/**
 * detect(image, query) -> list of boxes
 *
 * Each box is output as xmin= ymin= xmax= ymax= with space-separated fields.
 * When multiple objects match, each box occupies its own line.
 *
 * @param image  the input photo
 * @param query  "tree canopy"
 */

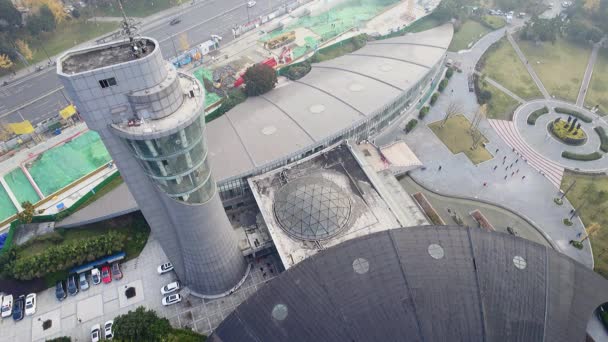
xmin=113 ymin=306 xmax=206 ymax=341
xmin=0 ymin=0 xmax=22 ymax=32
xmin=243 ymin=63 xmax=277 ymax=96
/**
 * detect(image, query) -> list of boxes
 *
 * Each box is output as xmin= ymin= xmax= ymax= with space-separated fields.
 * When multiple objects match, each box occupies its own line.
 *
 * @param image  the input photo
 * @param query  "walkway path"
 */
xmin=488 ymin=119 xmax=564 ymax=188
xmin=577 ymin=41 xmax=602 ymax=107
xmin=506 ymin=32 xmax=551 ymax=99
xmin=475 ymin=71 xmax=525 ymax=103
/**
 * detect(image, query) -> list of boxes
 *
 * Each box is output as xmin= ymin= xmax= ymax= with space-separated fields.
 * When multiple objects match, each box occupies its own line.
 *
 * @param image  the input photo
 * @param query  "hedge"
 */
xmin=438 ymin=78 xmax=449 ymax=92
xmin=405 ymin=119 xmax=418 ymax=133
xmin=419 ymin=106 xmax=430 ymax=119
xmin=430 ymin=92 xmax=439 ymax=106
xmin=446 ymin=67 xmax=454 ymax=79
xmin=526 ymin=106 xmax=549 ymax=125
xmin=554 ymin=107 xmax=592 ymax=123
xmin=561 ymin=151 xmax=603 ymax=161
xmin=595 ymin=126 xmax=608 ymax=153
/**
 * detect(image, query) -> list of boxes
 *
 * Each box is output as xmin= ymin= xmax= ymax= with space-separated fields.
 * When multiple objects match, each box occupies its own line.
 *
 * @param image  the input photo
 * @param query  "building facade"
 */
xmin=57 ymin=37 xmax=247 ymax=296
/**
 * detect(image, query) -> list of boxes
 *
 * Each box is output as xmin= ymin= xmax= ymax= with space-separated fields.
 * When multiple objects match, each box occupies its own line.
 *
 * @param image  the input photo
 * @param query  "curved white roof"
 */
xmin=206 ymin=24 xmax=454 ymax=181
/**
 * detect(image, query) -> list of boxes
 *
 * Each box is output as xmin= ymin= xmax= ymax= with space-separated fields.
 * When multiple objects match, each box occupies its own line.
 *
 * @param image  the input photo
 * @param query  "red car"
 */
xmin=101 ymin=265 xmax=112 ymax=284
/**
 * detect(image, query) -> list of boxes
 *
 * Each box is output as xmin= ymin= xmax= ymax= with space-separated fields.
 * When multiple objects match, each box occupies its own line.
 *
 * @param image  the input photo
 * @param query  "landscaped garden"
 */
xmin=476 ymin=77 xmax=520 ymax=120
xmin=429 ymin=114 xmax=493 ymax=164
xmin=517 ymin=37 xmax=591 ymax=102
xmin=0 ymin=212 xmax=150 ymax=287
xmin=478 ymin=37 xmax=542 ymax=100
xmin=585 ymin=48 xmax=608 ymax=116
xmin=560 ymin=171 xmax=608 ymax=278
xmin=549 ymin=118 xmax=587 ymax=145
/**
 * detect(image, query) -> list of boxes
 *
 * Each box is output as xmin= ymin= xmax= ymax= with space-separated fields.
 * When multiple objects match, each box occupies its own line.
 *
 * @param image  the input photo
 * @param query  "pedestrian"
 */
xmin=495 ymin=148 xmax=499 ymax=153
xmin=516 ymin=169 xmax=519 ymax=174
xmin=577 ymin=232 xmax=582 ymax=238
xmin=505 ymin=166 xmax=508 ymax=171
xmin=515 ymin=159 xmax=519 ymax=163
xmin=510 ymin=163 xmax=513 ymax=168
xmin=570 ymin=209 xmax=575 ymax=214
xmin=504 ymin=175 xmax=508 ymax=180
xmin=483 ymin=182 xmax=487 ymax=187
xmin=438 ymin=165 xmax=442 ymax=171
xmin=78 ymin=318 xmax=82 ymax=323
xmin=522 ymin=175 xmax=526 ymax=180
xmin=503 ymin=160 xmax=506 ymax=165
xmin=511 ymin=171 xmax=514 ymax=176
xmin=503 ymin=155 xmax=507 ymax=160
xmin=493 ymin=165 xmax=497 ymax=171
xmin=512 ymin=147 xmax=515 ymax=152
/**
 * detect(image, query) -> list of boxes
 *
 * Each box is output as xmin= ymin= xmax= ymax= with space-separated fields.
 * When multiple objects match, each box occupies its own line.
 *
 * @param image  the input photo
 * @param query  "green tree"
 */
xmin=17 ymin=201 xmax=34 ymax=223
xmin=243 ymin=63 xmax=277 ymax=96
xmin=27 ymin=5 xmax=56 ymax=35
xmin=113 ymin=306 xmax=174 ymax=341
xmin=0 ymin=0 xmax=22 ymax=32
xmin=46 ymin=337 xmax=71 ymax=342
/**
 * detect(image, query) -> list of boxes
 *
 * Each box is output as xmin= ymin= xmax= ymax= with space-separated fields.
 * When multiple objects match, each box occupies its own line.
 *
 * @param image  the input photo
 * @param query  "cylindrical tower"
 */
xmin=57 ymin=37 xmax=247 ymax=296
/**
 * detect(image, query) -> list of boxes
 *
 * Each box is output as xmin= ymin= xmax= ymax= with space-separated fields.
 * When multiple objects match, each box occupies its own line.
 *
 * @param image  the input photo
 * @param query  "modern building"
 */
xmin=211 ymin=226 xmax=608 ymax=341
xmin=56 ymin=37 xmax=247 ymax=297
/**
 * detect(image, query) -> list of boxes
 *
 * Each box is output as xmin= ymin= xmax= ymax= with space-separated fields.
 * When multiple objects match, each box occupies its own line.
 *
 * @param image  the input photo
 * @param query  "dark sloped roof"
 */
xmin=210 ymin=226 xmax=608 ymax=342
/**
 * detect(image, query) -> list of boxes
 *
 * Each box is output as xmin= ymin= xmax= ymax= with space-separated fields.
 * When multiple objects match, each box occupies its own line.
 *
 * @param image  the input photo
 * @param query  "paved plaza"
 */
xmin=0 ymin=236 xmax=281 ymax=341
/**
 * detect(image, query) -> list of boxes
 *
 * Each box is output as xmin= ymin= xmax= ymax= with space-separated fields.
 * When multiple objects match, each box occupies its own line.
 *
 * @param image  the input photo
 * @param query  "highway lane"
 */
xmin=0 ymin=0 xmax=279 ymax=124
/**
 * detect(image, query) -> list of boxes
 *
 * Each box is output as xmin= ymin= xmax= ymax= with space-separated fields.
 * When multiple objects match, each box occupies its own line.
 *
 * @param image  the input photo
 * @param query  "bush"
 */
xmin=595 ymin=127 xmax=608 ymax=153
xmin=10 ymin=231 xmax=125 ymax=280
xmin=478 ymin=89 xmax=492 ymax=104
xmin=554 ymin=107 xmax=592 ymax=123
xmin=445 ymin=67 xmax=454 ymax=79
xmin=430 ymin=92 xmax=439 ymax=106
xmin=561 ymin=151 xmax=603 ymax=161
xmin=419 ymin=106 xmax=430 ymax=120
xmin=526 ymin=106 xmax=549 ymax=125
xmin=438 ymin=78 xmax=449 ymax=92
xmin=243 ymin=63 xmax=277 ymax=96
xmin=284 ymin=61 xmax=311 ymax=80
xmin=563 ymin=218 xmax=573 ymax=226
xmin=405 ymin=119 xmax=418 ymax=133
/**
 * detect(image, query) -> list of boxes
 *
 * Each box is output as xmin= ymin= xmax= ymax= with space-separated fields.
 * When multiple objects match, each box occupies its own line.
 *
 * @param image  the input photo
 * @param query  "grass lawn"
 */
xmin=72 ymin=175 xmax=124 ymax=214
xmin=561 ymin=171 xmax=608 ymax=279
xmin=478 ymin=79 xmax=520 ymax=120
xmin=481 ymin=15 xmax=506 ymax=30
xmin=15 ymin=212 xmax=150 ymax=287
xmin=30 ymin=21 xmax=118 ymax=63
xmin=517 ymin=37 xmax=591 ymax=102
xmin=91 ymin=0 xmax=175 ymax=18
xmin=429 ymin=114 xmax=493 ymax=164
xmin=449 ymin=20 xmax=491 ymax=52
xmin=192 ymin=67 xmax=223 ymax=108
xmin=585 ymin=48 xmax=608 ymax=116
xmin=480 ymin=37 xmax=542 ymax=100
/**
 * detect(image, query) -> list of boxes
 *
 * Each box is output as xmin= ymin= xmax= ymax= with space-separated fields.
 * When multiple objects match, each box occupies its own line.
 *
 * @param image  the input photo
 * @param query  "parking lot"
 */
xmin=0 ymin=236 xmax=281 ymax=341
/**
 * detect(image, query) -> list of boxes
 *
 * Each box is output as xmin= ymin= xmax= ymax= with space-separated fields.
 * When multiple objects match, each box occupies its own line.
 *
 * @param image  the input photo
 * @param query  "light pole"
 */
xmin=40 ymin=43 xmax=52 ymax=64
xmin=246 ymin=1 xmax=250 ymax=22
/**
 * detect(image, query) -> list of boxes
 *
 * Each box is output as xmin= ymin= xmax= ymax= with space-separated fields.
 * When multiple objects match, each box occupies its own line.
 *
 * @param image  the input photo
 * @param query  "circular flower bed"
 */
xmin=549 ymin=120 xmax=587 ymax=145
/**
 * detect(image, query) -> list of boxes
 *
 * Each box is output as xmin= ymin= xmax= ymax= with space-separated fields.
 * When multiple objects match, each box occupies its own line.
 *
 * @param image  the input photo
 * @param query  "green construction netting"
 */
xmin=193 ymin=67 xmax=222 ymax=107
xmin=0 ymin=183 xmax=16 ymax=222
xmin=4 ymin=168 xmax=40 ymax=205
xmin=27 ymin=131 xmax=111 ymax=196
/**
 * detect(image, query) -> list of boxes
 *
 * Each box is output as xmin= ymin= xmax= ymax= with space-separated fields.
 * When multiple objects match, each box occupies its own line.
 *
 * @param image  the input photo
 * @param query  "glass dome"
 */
xmin=273 ymin=177 xmax=352 ymax=241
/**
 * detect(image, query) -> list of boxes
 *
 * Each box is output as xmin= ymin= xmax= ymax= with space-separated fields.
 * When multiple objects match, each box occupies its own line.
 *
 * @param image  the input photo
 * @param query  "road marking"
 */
xmin=0 ymin=87 xmax=65 ymax=119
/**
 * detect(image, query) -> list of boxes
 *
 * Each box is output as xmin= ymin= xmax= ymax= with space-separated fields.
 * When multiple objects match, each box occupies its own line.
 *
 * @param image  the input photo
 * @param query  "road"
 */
xmin=0 ymin=0 xmax=277 ymax=124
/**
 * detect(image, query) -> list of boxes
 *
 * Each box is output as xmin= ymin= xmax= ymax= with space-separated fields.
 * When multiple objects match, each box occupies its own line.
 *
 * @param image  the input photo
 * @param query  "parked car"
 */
xmin=91 ymin=323 xmax=101 ymax=342
xmin=104 ymin=320 xmax=114 ymax=340
xmin=91 ymin=268 xmax=101 ymax=285
xmin=67 ymin=274 xmax=79 ymax=296
xmin=247 ymin=0 xmax=256 ymax=7
xmin=25 ymin=293 xmax=36 ymax=316
xmin=169 ymin=17 xmax=181 ymax=25
xmin=162 ymin=293 xmax=182 ymax=306
xmin=157 ymin=262 xmax=174 ymax=274
xmin=161 ymin=281 xmax=181 ymax=295
xmin=1 ymin=294 xmax=13 ymax=318
xmin=56 ymin=281 xmax=67 ymax=301
xmin=112 ymin=263 xmax=123 ymax=280
xmin=12 ymin=295 xmax=24 ymax=321
xmin=79 ymin=273 xmax=90 ymax=291
xmin=101 ymin=265 xmax=112 ymax=284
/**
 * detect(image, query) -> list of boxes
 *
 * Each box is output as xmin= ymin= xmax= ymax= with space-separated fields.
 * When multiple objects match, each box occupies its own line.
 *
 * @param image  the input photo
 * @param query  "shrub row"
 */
xmin=430 ymin=92 xmax=439 ymax=106
xmin=283 ymin=61 xmax=311 ymax=80
xmin=595 ymin=126 xmax=608 ymax=153
xmin=445 ymin=67 xmax=454 ymax=79
xmin=554 ymin=107 xmax=592 ymax=123
xmin=438 ymin=78 xmax=449 ymax=92
xmin=561 ymin=151 xmax=603 ymax=161
xmin=405 ymin=119 xmax=418 ymax=133
xmin=10 ymin=231 xmax=125 ymax=280
xmin=526 ymin=106 xmax=549 ymax=125
xmin=418 ymin=106 xmax=430 ymax=120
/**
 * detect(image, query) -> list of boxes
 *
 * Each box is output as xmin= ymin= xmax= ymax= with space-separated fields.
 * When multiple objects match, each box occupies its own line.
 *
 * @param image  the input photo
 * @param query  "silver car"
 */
xmin=79 ymin=273 xmax=89 ymax=291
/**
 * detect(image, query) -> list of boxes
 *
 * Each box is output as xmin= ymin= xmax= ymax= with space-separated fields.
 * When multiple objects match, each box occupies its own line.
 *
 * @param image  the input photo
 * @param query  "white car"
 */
xmin=1 ymin=295 xmax=13 ymax=318
xmin=104 ymin=320 xmax=114 ymax=340
xmin=25 ymin=293 xmax=36 ymax=316
xmin=157 ymin=262 xmax=174 ymax=274
xmin=162 ymin=293 xmax=182 ymax=306
xmin=161 ymin=281 xmax=181 ymax=295
xmin=91 ymin=324 xmax=101 ymax=342
xmin=247 ymin=0 xmax=256 ymax=8
xmin=91 ymin=268 xmax=101 ymax=285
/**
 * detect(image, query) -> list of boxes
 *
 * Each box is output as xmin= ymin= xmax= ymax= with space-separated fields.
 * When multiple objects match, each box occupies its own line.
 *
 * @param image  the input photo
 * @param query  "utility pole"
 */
xmin=40 ymin=44 xmax=52 ymax=64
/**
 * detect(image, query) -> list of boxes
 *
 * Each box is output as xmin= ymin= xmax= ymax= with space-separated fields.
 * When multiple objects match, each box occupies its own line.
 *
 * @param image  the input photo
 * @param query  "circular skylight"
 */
xmin=352 ymin=258 xmax=370 ymax=274
xmin=513 ymin=255 xmax=527 ymax=270
xmin=272 ymin=304 xmax=288 ymax=321
xmin=428 ymin=244 xmax=445 ymax=259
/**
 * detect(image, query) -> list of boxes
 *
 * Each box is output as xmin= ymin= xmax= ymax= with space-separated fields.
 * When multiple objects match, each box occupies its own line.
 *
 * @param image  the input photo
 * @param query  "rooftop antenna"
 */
xmin=116 ymin=0 xmax=147 ymax=58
